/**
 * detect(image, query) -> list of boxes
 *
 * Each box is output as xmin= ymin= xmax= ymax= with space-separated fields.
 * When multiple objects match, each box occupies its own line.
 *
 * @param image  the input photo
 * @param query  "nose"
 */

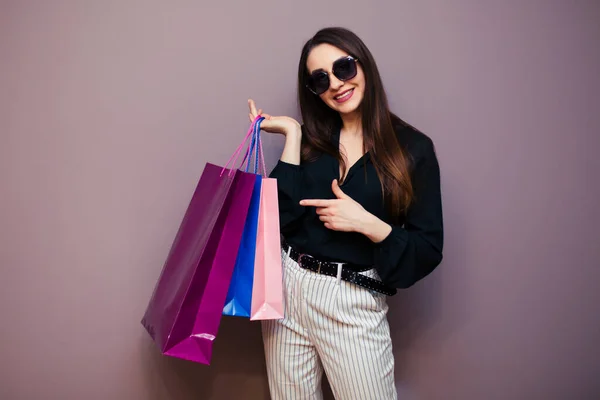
xmin=329 ymin=74 xmax=344 ymax=91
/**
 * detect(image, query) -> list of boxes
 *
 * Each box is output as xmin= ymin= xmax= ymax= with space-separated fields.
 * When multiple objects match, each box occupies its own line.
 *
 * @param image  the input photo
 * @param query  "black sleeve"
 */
xmin=269 ymin=160 xmax=307 ymax=233
xmin=373 ymin=136 xmax=444 ymax=288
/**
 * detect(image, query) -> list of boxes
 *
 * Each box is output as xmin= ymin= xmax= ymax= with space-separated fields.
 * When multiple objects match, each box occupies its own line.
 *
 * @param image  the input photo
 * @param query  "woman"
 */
xmin=248 ymin=27 xmax=443 ymax=400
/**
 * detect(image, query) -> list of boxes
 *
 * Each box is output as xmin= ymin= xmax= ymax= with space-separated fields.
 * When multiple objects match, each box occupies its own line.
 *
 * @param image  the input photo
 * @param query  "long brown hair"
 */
xmin=297 ymin=27 xmax=414 ymax=220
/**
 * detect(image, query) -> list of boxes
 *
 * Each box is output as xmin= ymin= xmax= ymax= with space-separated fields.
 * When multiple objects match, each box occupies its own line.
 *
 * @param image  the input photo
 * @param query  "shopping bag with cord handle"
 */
xmin=141 ymin=116 xmax=264 ymax=364
xmin=250 ymin=118 xmax=284 ymax=321
xmin=222 ymin=119 xmax=264 ymax=317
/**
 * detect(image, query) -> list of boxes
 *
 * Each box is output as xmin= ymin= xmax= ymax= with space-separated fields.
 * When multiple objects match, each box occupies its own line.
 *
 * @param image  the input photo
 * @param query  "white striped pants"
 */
xmin=261 ymin=249 xmax=397 ymax=400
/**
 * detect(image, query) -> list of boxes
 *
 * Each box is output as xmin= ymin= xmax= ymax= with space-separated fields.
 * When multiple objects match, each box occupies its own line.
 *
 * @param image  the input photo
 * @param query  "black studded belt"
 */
xmin=282 ymin=242 xmax=397 ymax=296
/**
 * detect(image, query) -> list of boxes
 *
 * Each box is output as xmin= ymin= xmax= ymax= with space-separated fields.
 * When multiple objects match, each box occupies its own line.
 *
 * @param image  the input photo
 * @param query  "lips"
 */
xmin=333 ymin=88 xmax=354 ymax=103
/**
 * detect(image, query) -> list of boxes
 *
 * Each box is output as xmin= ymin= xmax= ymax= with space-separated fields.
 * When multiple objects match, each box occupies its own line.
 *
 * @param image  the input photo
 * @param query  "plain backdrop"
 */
xmin=1 ymin=1 xmax=599 ymax=399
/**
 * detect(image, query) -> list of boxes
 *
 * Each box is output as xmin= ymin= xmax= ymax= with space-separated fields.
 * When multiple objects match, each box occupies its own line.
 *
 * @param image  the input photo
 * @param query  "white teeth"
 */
xmin=335 ymin=89 xmax=353 ymax=99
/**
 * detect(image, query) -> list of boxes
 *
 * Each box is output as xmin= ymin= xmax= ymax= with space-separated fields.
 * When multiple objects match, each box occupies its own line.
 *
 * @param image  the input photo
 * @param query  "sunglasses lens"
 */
xmin=308 ymin=72 xmax=330 ymax=95
xmin=307 ymin=57 xmax=358 ymax=95
xmin=333 ymin=57 xmax=358 ymax=81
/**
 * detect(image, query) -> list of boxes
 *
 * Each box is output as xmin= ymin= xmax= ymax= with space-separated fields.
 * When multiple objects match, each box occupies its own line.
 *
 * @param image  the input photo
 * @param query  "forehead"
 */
xmin=306 ymin=43 xmax=349 ymax=73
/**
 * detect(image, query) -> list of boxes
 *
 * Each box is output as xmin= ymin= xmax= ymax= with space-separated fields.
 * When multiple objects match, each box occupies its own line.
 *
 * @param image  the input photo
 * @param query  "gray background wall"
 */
xmin=1 ymin=1 xmax=599 ymax=399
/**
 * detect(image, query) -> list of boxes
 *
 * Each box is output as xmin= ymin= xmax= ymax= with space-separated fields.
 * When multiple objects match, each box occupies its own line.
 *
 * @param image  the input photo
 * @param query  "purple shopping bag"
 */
xmin=141 ymin=119 xmax=262 ymax=365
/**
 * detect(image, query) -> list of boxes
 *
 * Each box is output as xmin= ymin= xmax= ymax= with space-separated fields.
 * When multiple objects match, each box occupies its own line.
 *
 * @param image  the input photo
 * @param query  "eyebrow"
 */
xmin=308 ymin=55 xmax=351 ymax=75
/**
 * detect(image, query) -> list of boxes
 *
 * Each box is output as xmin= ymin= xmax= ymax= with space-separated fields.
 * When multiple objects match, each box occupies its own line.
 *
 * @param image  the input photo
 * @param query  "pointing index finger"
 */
xmin=299 ymin=199 xmax=334 ymax=207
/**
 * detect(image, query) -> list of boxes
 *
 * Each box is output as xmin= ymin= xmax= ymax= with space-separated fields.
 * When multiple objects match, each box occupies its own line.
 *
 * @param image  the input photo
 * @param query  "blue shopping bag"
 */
xmin=222 ymin=118 xmax=264 ymax=317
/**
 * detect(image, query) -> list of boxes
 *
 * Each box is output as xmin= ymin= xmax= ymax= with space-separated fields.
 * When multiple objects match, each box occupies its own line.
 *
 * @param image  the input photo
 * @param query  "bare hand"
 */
xmin=300 ymin=179 xmax=370 ymax=232
xmin=248 ymin=99 xmax=301 ymax=137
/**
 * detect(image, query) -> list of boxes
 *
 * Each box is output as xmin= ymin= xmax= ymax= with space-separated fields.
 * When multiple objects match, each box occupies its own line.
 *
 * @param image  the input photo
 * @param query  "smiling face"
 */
xmin=306 ymin=43 xmax=366 ymax=117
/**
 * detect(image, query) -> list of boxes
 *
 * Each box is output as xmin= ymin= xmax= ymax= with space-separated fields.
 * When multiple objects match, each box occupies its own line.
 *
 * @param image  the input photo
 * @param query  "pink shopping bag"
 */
xmin=249 ymin=120 xmax=284 ymax=321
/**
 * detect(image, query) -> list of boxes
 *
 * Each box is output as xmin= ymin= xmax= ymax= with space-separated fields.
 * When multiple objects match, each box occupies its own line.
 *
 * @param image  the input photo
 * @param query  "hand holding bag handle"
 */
xmin=221 ymin=115 xmax=265 ymax=176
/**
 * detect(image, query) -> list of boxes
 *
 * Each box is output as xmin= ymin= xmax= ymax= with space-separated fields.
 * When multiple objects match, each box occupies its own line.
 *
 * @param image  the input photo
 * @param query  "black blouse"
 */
xmin=269 ymin=123 xmax=443 ymax=289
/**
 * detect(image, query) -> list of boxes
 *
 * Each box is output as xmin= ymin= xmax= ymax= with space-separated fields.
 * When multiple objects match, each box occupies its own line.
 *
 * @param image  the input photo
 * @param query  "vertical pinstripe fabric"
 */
xmin=261 ymin=250 xmax=397 ymax=400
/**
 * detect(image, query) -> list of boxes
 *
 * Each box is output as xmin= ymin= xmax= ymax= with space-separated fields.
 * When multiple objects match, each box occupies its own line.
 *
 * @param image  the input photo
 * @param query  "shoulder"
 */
xmin=392 ymin=121 xmax=437 ymax=164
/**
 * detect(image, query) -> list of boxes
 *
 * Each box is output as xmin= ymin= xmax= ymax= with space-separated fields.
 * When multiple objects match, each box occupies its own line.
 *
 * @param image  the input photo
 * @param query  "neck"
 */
xmin=339 ymin=111 xmax=362 ymax=138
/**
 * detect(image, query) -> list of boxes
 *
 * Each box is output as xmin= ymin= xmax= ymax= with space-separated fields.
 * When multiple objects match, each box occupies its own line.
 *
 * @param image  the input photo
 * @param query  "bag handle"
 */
xmin=244 ymin=121 xmax=258 ymax=173
xmin=241 ymin=116 xmax=265 ymax=174
xmin=242 ymin=117 xmax=267 ymax=176
xmin=220 ymin=115 xmax=264 ymax=176
xmin=258 ymin=122 xmax=266 ymax=176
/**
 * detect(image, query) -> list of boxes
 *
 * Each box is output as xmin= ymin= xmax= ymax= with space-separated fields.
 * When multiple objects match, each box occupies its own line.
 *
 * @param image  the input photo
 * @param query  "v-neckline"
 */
xmin=332 ymin=126 xmax=370 ymax=185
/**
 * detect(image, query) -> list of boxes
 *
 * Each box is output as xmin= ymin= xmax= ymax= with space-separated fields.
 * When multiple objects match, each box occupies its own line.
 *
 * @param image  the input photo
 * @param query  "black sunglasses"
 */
xmin=306 ymin=56 xmax=359 ymax=95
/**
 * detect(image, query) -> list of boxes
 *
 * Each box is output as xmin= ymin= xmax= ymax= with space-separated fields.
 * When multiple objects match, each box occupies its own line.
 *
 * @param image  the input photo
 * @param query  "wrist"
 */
xmin=280 ymin=124 xmax=302 ymax=165
xmin=285 ymin=124 xmax=302 ymax=139
xmin=359 ymin=212 xmax=392 ymax=243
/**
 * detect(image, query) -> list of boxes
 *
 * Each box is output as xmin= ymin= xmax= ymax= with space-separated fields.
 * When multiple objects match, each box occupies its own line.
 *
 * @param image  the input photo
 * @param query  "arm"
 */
xmin=366 ymin=137 xmax=444 ymax=289
xmin=298 ymin=134 xmax=443 ymax=288
xmin=279 ymin=126 xmax=302 ymax=165
xmin=268 ymin=125 xmax=307 ymax=232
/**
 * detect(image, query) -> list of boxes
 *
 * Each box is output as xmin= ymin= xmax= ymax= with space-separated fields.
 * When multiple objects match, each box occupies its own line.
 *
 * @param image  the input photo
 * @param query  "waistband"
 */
xmin=282 ymin=241 xmax=397 ymax=297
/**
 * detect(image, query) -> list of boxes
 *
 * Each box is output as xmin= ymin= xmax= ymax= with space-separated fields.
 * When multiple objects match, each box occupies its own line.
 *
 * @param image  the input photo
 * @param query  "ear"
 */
xmin=332 ymin=179 xmax=349 ymax=199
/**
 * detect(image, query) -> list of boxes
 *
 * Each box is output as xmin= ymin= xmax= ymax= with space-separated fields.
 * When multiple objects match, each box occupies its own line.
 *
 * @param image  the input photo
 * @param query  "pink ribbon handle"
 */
xmin=241 ymin=116 xmax=265 ymax=173
xmin=221 ymin=115 xmax=262 ymax=176
xmin=260 ymin=135 xmax=266 ymax=176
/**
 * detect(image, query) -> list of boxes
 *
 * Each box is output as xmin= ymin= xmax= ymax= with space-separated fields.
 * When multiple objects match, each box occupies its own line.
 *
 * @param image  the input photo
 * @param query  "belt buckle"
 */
xmin=297 ymin=253 xmax=311 ymax=268
xmin=297 ymin=253 xmax=304 ymax=267
xmin=298 ymin=253 xmax=321 ymax=273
